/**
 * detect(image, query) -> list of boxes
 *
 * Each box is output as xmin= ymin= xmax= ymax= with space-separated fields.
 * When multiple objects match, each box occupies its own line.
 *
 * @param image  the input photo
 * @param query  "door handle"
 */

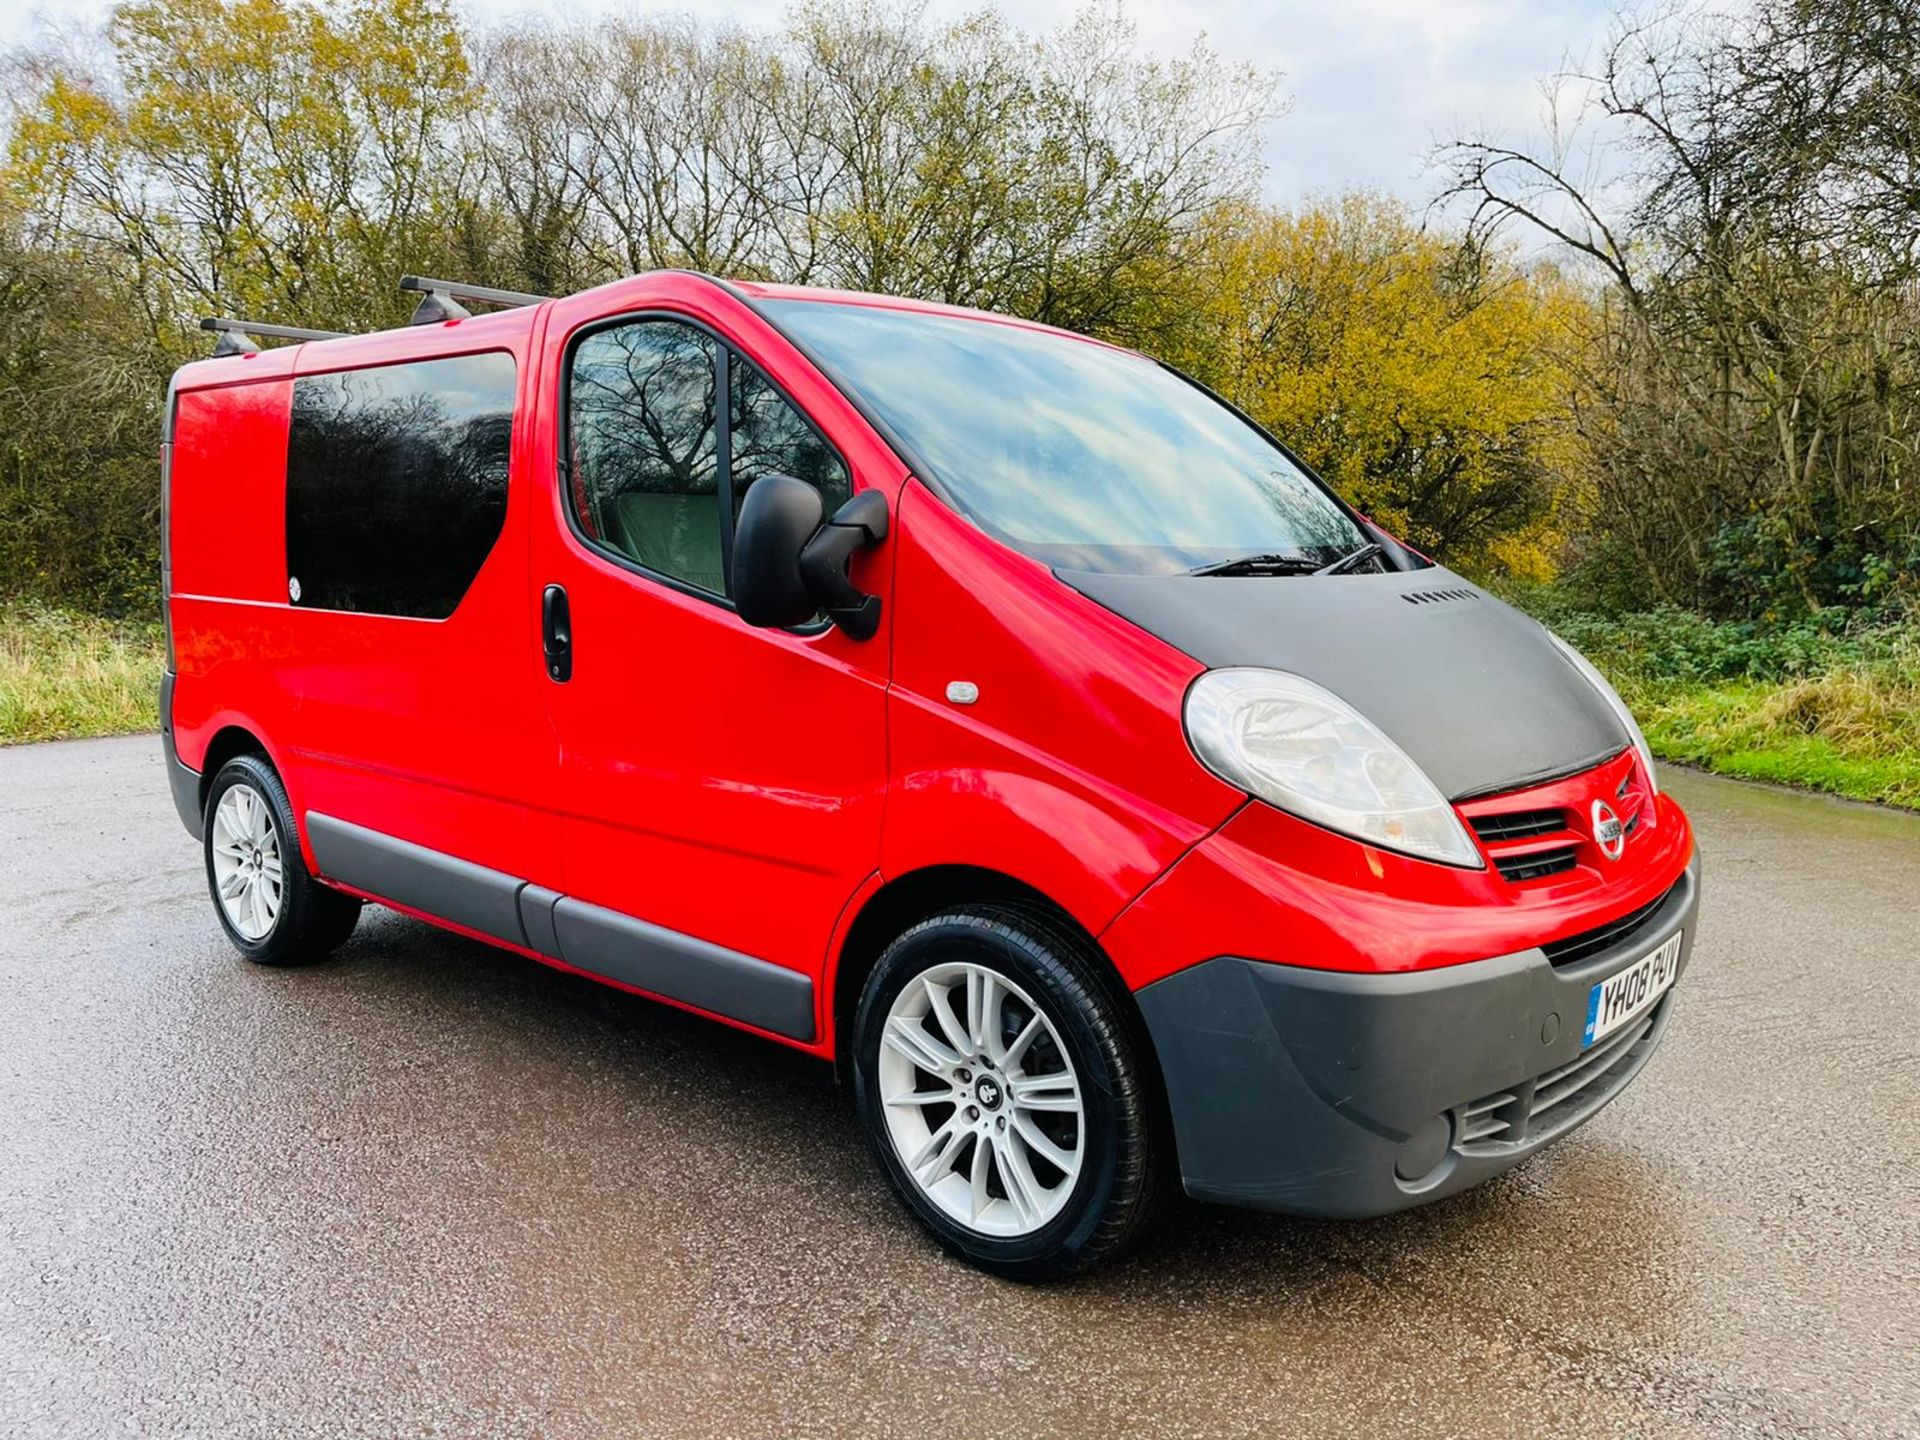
xmin=542 ymin=583 xmax=572 ymax=682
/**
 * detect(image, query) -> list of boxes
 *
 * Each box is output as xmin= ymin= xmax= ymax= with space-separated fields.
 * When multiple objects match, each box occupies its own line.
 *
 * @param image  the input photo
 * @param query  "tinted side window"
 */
xmin=730 ymin=362 xmax=850 ymax=524
xmin=568 ymin=321 xmax=724 ymax=594
xmin=286 ymin=352 xmax=516 ymax=618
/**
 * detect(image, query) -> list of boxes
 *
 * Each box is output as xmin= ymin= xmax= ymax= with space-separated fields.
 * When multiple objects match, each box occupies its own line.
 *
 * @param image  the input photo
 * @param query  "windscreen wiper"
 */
xmin=1314 ymin=541 xmax=1385 ymax=576
xmin=1186 ymin=551 xmax=1324 ymax=577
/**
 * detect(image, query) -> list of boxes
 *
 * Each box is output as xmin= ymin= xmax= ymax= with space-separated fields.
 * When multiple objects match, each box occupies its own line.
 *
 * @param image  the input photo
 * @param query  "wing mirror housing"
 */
xmin=732 ymin=475 xmax=888 ymax=640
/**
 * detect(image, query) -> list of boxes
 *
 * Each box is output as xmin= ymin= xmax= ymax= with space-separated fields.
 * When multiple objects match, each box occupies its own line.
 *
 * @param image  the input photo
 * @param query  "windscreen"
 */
xmin=761 ymin=299 xmax=1367 ymax=575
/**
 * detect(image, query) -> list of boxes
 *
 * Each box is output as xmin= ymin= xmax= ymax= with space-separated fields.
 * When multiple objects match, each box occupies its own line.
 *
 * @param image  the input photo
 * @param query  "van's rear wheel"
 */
xmin=851 ymin=906 xmax=1163 ymax=1280
xmin=203 ymin=754 xmax=360 ymax=965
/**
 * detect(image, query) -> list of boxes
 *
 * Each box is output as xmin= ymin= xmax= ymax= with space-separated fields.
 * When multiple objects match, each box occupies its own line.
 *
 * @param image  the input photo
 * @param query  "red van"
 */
xmin=161 ymin=271 xmax=1699 ymax=1278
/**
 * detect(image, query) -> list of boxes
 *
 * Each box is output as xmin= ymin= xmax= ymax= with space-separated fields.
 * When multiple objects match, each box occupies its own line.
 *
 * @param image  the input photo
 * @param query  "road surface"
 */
xmin=1 ymin=736 xmax=1915 ymax=1438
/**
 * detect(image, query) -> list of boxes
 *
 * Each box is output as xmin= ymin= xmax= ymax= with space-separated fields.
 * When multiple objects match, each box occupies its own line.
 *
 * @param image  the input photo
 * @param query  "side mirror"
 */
xmin=732 ymin=474 xmax=824 ymax=629
xmin=799 ymin=489 xmax=888 ymax=640
xmin=732 ymin=476 xmax=890 ymax=639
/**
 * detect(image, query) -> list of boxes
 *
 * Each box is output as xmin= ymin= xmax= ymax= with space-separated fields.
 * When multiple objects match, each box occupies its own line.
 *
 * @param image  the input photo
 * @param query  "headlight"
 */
xmin=1546 ymin=633 xmax=1658 ymax=795
xmin=1184 ymin=668 xmax=1483 ymax=869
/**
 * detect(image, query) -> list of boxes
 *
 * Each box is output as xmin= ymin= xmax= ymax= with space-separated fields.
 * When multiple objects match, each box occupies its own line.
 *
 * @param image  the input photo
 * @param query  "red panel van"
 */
xmin=162 ymin=271 xmax=1699 ymax=1278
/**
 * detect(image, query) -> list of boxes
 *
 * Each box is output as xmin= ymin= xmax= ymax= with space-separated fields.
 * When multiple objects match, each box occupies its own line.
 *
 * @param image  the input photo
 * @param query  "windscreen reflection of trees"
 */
xmin=765 ymin=303 xmax=1361 ymax=574
xmin=286 ymin=354 xmax=515 ymax=618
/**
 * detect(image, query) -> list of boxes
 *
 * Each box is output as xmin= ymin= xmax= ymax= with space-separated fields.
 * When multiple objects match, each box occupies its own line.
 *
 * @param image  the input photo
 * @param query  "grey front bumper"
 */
xmin=1136 ymin=857 xmax=1701 ymax=1218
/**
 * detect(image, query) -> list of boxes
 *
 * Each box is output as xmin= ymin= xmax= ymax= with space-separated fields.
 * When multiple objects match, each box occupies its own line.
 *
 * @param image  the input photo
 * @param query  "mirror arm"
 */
xmin=799 ymin=491 xmax=890 ymax=641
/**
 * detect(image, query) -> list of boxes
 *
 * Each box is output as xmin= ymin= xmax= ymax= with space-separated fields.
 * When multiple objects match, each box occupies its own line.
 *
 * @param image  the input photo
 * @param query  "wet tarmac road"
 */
xmin=1 ymin=736 xmax=1916 ymax=1439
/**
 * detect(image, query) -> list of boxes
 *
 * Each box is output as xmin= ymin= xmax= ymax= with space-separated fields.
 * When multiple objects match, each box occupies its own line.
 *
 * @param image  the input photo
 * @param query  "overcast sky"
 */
xmin=1 ymin=0 xmax=1624 ymax=210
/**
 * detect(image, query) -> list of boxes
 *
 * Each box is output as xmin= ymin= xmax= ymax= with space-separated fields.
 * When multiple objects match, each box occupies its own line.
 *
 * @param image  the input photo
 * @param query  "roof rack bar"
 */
xmin=200 ymin=316 xmax=346 ymax=343
xmin=399 ymin=275 xmax=549 ymax=309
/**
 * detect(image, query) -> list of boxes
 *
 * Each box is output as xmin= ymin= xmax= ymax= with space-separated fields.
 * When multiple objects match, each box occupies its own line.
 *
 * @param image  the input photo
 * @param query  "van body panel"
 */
xmin=276 ymin=321 xmax=555 ymax=885
xmin=167 ymin=594 xmax=300 ymax=779
xmin=167 ymin=313 xmax=561 ymax=887
xmin=170 ymin=378 xmax=294 ymax=604
xmin=881 ymin=482 xmax=1244 ymax=935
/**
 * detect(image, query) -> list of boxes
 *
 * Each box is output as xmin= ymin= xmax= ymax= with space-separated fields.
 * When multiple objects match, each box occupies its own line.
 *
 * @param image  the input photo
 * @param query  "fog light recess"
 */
xmin=1394 ymin=1114 xmax=1453 ymax=1185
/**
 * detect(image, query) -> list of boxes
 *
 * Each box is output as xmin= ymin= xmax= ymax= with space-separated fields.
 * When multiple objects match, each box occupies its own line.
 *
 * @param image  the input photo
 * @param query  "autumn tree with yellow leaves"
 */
xmin=1174 ymin=196 xmax=1585 ymax=578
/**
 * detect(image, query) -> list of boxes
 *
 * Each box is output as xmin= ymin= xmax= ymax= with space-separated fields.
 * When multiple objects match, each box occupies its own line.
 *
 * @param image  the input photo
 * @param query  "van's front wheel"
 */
xmin=203 ymin=754 xmax=361 ymax=965
xmin=851 ymin=907 xmax=1163 ymax=1280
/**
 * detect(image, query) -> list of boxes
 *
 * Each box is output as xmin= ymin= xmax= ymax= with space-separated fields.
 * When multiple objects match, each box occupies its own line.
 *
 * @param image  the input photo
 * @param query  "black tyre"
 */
xmin=202 ymin=753 xmax=361 ymax=965
xmin=851 ymin=904 xmax=1164 ymax=1280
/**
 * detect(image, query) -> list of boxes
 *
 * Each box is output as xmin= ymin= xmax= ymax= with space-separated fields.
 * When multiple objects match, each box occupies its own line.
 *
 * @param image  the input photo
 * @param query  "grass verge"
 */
xmin=1 ymin=604 xmax=162 ymax=744
xmin=1520 ymin=600 xmax=1920 ymax=811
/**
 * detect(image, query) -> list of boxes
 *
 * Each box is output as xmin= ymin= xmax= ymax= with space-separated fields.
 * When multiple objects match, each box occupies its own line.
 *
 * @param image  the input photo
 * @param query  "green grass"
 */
xmin=1513 ymin=597 xmax=1920 ymax=810
xmin=0 ymin=604 xmax=163 ymax=744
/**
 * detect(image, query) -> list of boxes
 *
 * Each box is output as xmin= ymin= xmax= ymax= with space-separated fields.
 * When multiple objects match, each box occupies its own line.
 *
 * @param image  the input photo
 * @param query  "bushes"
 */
xmin=1438 ymin=0 xmax=1920 ymax=624
xmin=0 ymin=228 xmax=169 ymax=617
xmin=1510 ymin=587 xmax=1920 ymax=809
xmin=1517 ymin=596 xmax=1910 ymax=685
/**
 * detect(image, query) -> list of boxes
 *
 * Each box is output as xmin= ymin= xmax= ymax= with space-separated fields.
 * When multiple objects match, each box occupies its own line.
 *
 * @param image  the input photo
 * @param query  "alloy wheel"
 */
xmin=210 ymin=782 xmax=284 ymax=941
xmin=877 ymin=960 xmax=1084 ymax=1237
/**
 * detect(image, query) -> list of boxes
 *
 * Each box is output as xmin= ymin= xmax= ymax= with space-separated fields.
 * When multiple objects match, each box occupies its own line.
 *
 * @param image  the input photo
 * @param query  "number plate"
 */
xmin=1583 ymin=931 xmax=1682 ymax=1047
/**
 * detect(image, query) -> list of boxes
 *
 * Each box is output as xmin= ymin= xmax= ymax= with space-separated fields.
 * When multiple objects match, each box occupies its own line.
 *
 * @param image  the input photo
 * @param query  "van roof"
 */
xmin=171 ymin=270 xmax=1126 ymax=392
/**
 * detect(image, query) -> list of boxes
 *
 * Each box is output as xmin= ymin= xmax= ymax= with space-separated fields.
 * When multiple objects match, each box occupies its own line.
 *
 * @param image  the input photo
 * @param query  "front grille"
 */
xmin=1454 ymin=998 xmax=1667 ymax=1155
xmin=1470 ymin=808 xmax=1566 ymax=842
xmin=1463 ymin=747 xmax=1650 ymax=886
xmin=1493 ymin=847 xmax=1579 ymax=883
xmin=1542 ymin=886 xmax=1673 ymax=967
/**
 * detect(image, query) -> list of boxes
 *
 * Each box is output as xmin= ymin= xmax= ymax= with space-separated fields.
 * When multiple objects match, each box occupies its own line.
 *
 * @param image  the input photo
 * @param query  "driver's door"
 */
xmin=528 ymin=292 xmax=893 ymax=1040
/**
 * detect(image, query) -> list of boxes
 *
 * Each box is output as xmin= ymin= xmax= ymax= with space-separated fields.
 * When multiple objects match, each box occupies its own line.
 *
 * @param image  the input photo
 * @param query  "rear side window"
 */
xmin=286 ymin=352 xmax=516 ymax=618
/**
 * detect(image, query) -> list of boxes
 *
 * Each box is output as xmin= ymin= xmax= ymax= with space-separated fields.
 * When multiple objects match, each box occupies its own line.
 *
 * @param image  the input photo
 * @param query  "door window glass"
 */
xmin=730 ymin=362 xmax=851 ymax=524
xmin=568 ymin=320 xmax=724 ymax=594
xmin=566 ymin=317 xmax=854 ymax=605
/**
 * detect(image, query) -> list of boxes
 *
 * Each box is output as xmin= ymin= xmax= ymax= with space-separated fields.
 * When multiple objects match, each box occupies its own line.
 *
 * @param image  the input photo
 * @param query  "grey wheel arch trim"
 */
xmin=303 ymin=811 xmax=816 ymax=1041
xmin=160 ymin=671 xmax=204 ymax=841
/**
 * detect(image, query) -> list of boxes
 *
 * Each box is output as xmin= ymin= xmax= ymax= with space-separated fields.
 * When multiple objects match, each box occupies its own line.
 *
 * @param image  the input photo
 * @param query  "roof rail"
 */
xmin=400 ymin=275 xmax=550 ymax=326
xmin=200 ymin=316 xmax=347 ymax=357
